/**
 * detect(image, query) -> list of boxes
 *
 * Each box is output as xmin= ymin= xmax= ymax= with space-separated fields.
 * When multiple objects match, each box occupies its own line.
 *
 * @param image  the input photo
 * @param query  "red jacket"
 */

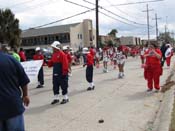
xmin=19 ymin=51 xmax=26 ymax=61
xmin=48 ymin=50 xmax=68 ymax=75
xmin=145 ymin=49 xmax=162 ymax=65
xmin=65 ymin=52 xmax=72 ymax=64
xmin=33 ymin=53 xmax=44 ymax=65
xmin=86 ymin=52 xmax=94 ymax=66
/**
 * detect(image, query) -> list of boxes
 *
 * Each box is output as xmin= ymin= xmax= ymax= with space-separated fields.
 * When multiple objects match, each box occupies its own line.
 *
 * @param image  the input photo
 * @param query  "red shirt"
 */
xmin=19 ymin=51 xmax=26 ymax=61
xmin=33 ymin=53 xmax=44 ymax=66
xmin=86 ymin=53 xmax=94 ymax=66
xmin=65 ymin=52 xmax=72 ymax=64
xmin=145 ymin=49 xmax=162 ymax=65
xmin=48 ymin=50 xmax=68 ymax=75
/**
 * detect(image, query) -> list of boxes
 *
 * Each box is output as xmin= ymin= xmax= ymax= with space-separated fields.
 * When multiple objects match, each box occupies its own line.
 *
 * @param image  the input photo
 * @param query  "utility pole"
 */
xmin=96 ymin=0 xmax=99 ymax=49
xmin=143 ymin=4 xmax=153 ymax=45
xmin=165 ymin=16 xmax=168 ymax=41
xmin=152 ymin=13 xmax=161 ymax=41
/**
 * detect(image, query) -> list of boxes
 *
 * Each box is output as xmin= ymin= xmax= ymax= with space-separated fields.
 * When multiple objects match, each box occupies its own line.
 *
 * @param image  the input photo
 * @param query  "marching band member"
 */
xmin=83 ymin=48 xmax=95 ymax=91
xmin=33 ymin=47 xmax=44 ymax=88
xmin=116 ymin=47 xmax=126 ymax=78
xmin=48 ymin=41 xmax=69 ymax=105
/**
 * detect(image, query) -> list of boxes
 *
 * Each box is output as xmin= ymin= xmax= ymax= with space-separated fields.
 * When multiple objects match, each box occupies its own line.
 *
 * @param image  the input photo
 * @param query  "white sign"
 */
xmin=21 ymin=60 xmax=43 ymax=84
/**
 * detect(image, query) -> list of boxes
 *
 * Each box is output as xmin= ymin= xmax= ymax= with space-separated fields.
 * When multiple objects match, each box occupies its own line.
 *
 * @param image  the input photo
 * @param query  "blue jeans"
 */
xmin=0 ymin=114 xmax=24 ymax=131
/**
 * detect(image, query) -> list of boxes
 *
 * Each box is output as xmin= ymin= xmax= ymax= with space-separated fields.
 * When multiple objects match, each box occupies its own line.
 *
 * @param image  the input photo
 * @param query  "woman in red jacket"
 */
xmin=144 ymin=43 xmax=162 ymax=92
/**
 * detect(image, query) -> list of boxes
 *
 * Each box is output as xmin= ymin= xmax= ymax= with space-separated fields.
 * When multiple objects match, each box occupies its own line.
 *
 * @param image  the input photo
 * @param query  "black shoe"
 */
xmin=36 ymin=85 xmax=44 ymax=88
xmin=60 ymin=99 xmax=69 ymax=104
xmin=87 ymin=87 xmax=92 ymax=91
xmin=51 ymin=99 xmax=59 ymax=105
xmin=92 ymin=86 xmax=95 ymax=90
xmin=147 ymin=89 xmax=153 ymax=92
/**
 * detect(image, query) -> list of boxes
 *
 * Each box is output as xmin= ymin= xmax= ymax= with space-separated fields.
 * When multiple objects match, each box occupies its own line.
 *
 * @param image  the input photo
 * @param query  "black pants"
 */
xmin=38 ymin=67 xmax=44 ymax=85
xmin=53 ymin=75 xmax=68 ymax=95
xmin=161 ymin=57 xmax=166 ymax=67
xmin=86 ymin=65 xmax=93 ymax=83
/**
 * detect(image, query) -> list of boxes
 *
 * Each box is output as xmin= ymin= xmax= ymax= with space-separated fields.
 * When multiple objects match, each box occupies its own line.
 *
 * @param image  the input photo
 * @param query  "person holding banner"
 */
xmin=33 ymin=47 xmax=45 ymax=88
xmin=48 ymin=41 xmax=69 ymax=105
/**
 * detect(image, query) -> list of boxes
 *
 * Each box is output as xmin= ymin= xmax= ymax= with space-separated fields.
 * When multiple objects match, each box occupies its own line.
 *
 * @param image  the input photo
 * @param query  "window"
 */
xmin=80 ymin=34 xmax=82 ymax=39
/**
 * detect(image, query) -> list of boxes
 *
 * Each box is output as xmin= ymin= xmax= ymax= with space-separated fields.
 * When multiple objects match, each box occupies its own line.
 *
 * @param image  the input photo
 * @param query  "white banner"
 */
xmin=21 ymin=60 xmax=43 ymax=84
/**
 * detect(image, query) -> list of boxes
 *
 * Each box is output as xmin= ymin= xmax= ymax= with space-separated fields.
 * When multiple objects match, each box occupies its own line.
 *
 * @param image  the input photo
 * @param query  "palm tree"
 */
xmin=0 ymin=9 xmax=21 ymax=47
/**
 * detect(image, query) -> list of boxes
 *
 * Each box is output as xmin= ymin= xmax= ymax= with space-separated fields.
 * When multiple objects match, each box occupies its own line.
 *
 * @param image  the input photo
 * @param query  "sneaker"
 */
xmin=92 ymin=86 xmax=95 ymax=90
xmin=51 ymin=99 xmax=59 ymax=105
xmin=147 ymin=89 xmax=153 ymax=92
xmin=87 ymin=87 xmax=92 ymax=91
xmin=154 ymin=89 xmax=159 ymax=93
xmin=36 ymin=85 xmax=44 ymax=88
xmin=60 ymin=99 xmax=69 ymax=104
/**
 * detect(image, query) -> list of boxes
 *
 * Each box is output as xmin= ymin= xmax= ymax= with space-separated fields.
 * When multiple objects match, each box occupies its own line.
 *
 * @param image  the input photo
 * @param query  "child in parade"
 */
xmin=116 ymin=47 xmax=126 ymax=78
xmin=83 ymin=48 xmax=95 ymax=91
xmin=165 ymin=44 xmax=173 ymax=68
xmin=102 ymin=46 xmax=109 ymax=73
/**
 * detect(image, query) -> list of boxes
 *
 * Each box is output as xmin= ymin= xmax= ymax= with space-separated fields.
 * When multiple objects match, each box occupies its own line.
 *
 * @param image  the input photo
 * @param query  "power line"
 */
xmin=23 ymin=8 xmax=95 ymax=30
xmin=82 ymin=0 xmax=149 ymax=27
xmin=64 ymin=0 xmax=136 ymax=26
xmin=104 ymin=0 xmax=146 ymax=20
xmin=110 ymin=0 xmax=164 ymax=6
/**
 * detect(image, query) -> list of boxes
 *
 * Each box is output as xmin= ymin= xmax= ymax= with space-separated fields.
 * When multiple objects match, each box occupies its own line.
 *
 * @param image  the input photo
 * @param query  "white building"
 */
xmin=120 ymin=36 xmax=142 ymax=46
xmin=21 ymin=19 xmax=96 ymax=51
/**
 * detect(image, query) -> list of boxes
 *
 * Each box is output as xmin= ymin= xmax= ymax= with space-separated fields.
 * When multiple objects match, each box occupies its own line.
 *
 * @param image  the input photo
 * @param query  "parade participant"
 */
xmin=165 ymin=44 xmax=173 ymax=68
xmin=140 ymin=43 xmax=148 ymax=67
xmin=19 ymin=48 xmax=26 ymax=62
xmin=0 ymin=43 xmax=30 ymax=131
xmin=48 ymin=41 xmax=69 ymax=105
xmin=95 ymin=48 xmax=100 ymax=68
xmin=83 ymin=48 xmax=95 ymax=91
xmin=109 ymin=46 xmax=114 ymax=65
xmin=144 ymin=43 xmax=162 ymax=92
xmin=116 ymin=47 xmax=126 ymax=78
xmin=102 ymin=46 xmax=109 ymax=73
xmin=33 ymin=47 xmax=45 ymax=88
xmin=63 ymin=46 xmax=72 ymax=76
xmin=113 ymin=47 xmax=117 ymax=69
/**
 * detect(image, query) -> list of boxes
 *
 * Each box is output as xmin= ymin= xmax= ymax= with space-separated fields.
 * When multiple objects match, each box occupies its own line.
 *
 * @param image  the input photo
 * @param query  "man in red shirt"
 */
xmin=33 ymin=47 xmax=44 ymax=88
xmin=18 ymin=48 xmax=26 ymax=62
xmin=48 ymin=41 xmax=69 ymax=104
xmin=83 ymin=48 xmax=95 ymax=91
xmin=63 ymin=46 xmax=72 ymax=76
xmin=144 ymin=43 xmax=162 ymax=92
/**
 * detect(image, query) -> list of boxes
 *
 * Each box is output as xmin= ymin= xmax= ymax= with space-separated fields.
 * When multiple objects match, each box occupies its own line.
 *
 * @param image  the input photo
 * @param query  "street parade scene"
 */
xmin=0 ymin=0 xmax=175 ymax=131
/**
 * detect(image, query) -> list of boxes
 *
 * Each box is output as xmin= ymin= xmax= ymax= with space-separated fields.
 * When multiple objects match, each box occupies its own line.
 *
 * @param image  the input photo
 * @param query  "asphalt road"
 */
xmin=24 ymin=57 xmax=171 ymax=131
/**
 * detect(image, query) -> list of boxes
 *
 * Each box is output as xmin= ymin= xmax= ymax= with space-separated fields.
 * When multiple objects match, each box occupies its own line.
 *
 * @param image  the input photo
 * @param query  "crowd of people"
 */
xmin=0 ymin=40 xmax=174 ymax=131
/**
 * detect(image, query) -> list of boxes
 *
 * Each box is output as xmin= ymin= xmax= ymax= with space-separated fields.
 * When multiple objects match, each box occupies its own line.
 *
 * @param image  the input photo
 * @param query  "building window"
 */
xmin=80 ymin=34 xmax=82 ymax=39
xmin=78 ymin=34 xmax=79 ymax=39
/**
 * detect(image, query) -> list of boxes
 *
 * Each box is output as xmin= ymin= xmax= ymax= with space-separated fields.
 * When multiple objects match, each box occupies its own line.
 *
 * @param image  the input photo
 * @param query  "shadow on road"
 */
xmin=126 ymin=91 xmax=154 ymax=101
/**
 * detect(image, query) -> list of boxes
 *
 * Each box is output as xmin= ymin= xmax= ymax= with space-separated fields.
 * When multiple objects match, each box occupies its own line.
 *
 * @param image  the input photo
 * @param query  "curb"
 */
xmin=152 ymin=86 xmax=175 ymax=131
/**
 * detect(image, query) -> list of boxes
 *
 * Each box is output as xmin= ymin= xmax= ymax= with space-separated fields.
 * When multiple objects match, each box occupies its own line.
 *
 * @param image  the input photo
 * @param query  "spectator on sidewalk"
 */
xmin=12 ymin=48 xmax=21 ymax=62
xmin=0 ymin=43 xmax=30 ymax=131
xmin=144 ymin=43 xmax=162 ymax=92
xmin=33 ymin=47 xmax=45 ymax=88
xmin=19 ymin=48 xmax=26 ymax=62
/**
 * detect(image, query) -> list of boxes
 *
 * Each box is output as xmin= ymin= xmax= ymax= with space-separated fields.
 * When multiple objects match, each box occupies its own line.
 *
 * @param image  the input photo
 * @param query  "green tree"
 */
xmin=0 ymin=8 xmax=21 ymax=47
xmin=158 ymin=32 xmax=174 ymax=43
xmin=108 ymin=29 xmax=118 ymax=38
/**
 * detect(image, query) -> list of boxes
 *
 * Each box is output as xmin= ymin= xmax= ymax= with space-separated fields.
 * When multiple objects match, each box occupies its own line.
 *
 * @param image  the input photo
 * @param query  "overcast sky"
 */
xmin=1 ymin=0 xmax=174 ymax=39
